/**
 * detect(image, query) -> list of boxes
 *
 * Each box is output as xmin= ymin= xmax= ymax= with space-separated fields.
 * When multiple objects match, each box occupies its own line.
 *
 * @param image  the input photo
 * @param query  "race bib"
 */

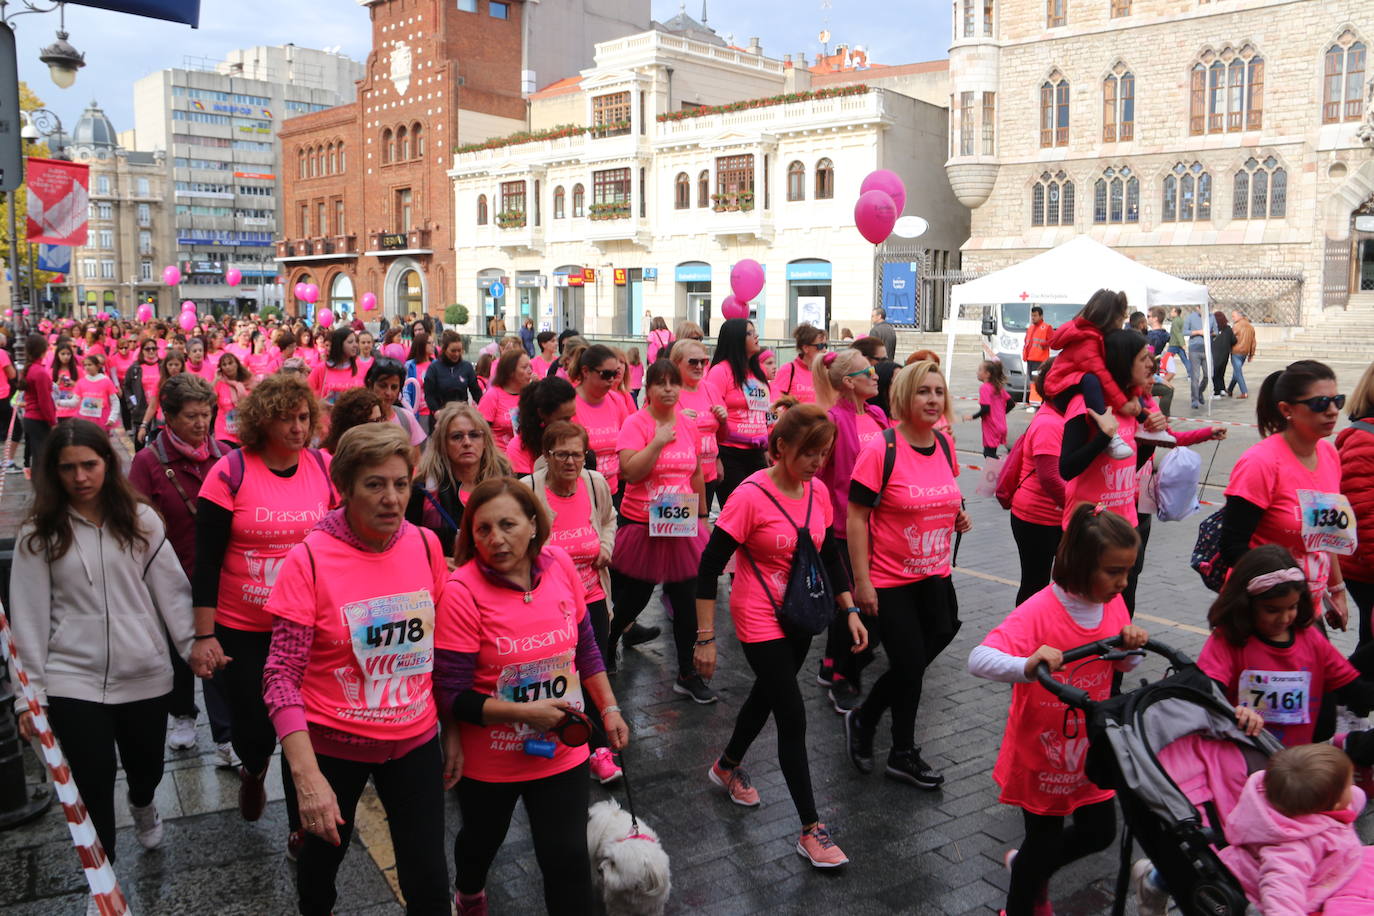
xmin=649 ymin=492 xmax=699 ymax=538
xmin=342 ymin=589 xmax=435 ymax=693
xmin=495 ymin=650 xmax=583 ymax=740
xmin=1297 ymin=490 xmax=1357 ymax=556
xmin=743 ymin=383 xmax=770 ymax=413
xmin=224 ymin=409 xmax=238 ymax=434
xmin=78 ymin=397 xmax=102 ymax=418
xmin=1239 ymin=669 xmax=1310 ymax=725
xmin=507 ymin=407 xmax=520 ymax=433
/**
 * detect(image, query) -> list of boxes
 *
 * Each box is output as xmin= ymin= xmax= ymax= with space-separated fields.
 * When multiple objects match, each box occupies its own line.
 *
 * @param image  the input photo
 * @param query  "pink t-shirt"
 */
xmin=245 ymin=352 xmax=280 ymax=379
xmin=53 ymin=368 xmax=79 ymax=418
xmin=199 ymin=449 xmax=336 ymax=631
xmin=983 ymin=585 xmax=1127 ymax=815
xmin=381 ymin=343 xmax=407 ymax=361
xmin=71 ymin=375 xmax=119 ymax=426
xmin=979 ymin=382 xmax=1010 ymax=450
xmin=531 ymin=355 xmax=553 ymax=379
xmin=187 ymin=360 xmax=217 ymax=382
xmin=1062 ymin=394 xmax=1139 ymax=528
xmin=544 ymin=479 xmax=605 ymax=602
xmin=389 ymin=406 xmax=426 ymax=446
xmin=1225 ymin=435 xmax=1344 ymax=602
xmin=629 ymin=364 xmax=644 ymax=392
xmin=716 ymin=469 xmax=832 ymax=643
xmin=478 ymin=386 xmax=521 ymax=450
xmin=356 ymin=357 xmax=374 ymax=380
xmin=855 ymin=412 xmax=885 ymax=450
xmin=1011 ymin=408 xmax=1067 ymax=528
xmin=1198 ymin=626 xmax=1358 ymax=747
xmin=677 ymin=385 xmax=721 ymax=482
xmin=573 ymin=393 xmax=628 ymax=492
xmin=616 ymin=409 xmax=700 ymax=524
xmin=0 ymin=348 xmax=13 ymax=399
xmin=136 ymin=360 xmax=161 ymax=407
xmin=300 ymin=348 xmax=321 ymax=369
xmin=435 ymin=547 xmax=590 ymax=783
xmin=506 ymin=438 xmax=535 ymax=475
xmin=774 ymin=358 xmax=816 ymax=404
xmin=225 ymin=343 xmax=251 ymax=361
xmin=850 ymin=430 xmax=962 ymax=587
xmin=705 ymin=362 xmax=771 ymax=445
xmin=214 ymin=379 xmax=248 ymax=444
xmin=266 ymin=524 xmax=446 ymax=740
xmin=312 ymin=363 xmax=361 ymax=405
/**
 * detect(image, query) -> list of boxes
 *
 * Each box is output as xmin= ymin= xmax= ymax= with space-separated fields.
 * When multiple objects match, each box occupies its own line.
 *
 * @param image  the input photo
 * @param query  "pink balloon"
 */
xmin=2 ymin=310 xmax=9 ymax=318
xmin=225 ymin=268 xmax=242 ymax=287
xmin=860 ymin=169 xmax=907 ymax=216
xmin=179 ymin=312 xmax=197 ymax=331
xmin=721 ymin=295 xmax=749 ymax=320
xmin=22 ymin=309 xmax=30 ymax=316
xmin=136 ymin=304 xmax=153 ymax=322
xmin=360 ymin=292 xmax=377 ymax=311
xmin=96 ymin=311 xmax=109 ymax=321
xmin=294 ymin=282 xmax=308 ymax=300
xmin=162 ymin=265 xmax=181 ymax=286
xmin=303 ymin=284 xmax=320 ymax=304
xmin=182 ymin=300 xmax=197 ymax=312
xmin=729 ymin=259 xmax=765 ymax=303
xmin=317 ymin=308 xmax=334 ymax=329
xmin=854 ymin=189 xmax=898 ymax=245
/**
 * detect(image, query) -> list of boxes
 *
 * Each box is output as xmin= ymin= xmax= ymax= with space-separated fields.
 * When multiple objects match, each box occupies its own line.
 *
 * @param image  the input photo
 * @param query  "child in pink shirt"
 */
xmin=67 ymin=355 xmax=120 ymax=429
xmin=962 ymin=360 xmax=1012 ymax=459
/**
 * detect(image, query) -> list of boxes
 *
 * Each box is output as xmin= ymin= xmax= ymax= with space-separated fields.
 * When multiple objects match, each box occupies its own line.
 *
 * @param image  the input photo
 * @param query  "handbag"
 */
xmin=740 ymin=481 xmax=834 ymax=636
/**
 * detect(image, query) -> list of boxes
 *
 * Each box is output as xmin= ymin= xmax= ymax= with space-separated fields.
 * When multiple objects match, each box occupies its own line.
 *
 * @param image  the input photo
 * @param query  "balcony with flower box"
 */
xmin=583 ymin=201 xmax=649 ymax=248
xmin=365 ymin=228 xmax=433 ymax=257
xmin=495 ymin=211 xmax=545 ymax=254
xmin=275 ymin=234 xmax=359 ymax=263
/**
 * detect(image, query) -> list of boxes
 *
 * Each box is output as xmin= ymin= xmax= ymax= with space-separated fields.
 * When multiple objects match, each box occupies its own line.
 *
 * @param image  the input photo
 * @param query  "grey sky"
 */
xmin=11 ymin=0 xmax=948 ymax=148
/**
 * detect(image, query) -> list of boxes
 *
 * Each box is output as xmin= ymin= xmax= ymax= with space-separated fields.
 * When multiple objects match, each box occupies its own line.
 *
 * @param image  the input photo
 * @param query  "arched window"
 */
xmin=787 ymin=161 xmax=805 ymax=201
xmin=328 ymin=144 xmax=337 ymax=174
xmin=476 ymin=194 xmax=488 ymax=225
xmin=298 ymin=148 xmax=306 ymax=179
xmin=673 ymin=172 xmax=690 ymax=210
xmin=309 ymin=150 xmax=317 ymax=178
xmin=412 ymin=122 xmax=425 ymax=157
xmin=1102 ymin=64 xmax=1134 ymax=142
xmin=572 ymin=184 xmax=585 ymax=218
xmin=814 ymin=158 xmax=835 ymax=200
xmin=1030 ymin=170 xmax=1074 ymax=227
xmin=1324 ymin=34 xmax=1366 ymax=123
xmin=553 ymin=186 xmax=565 ymax=219
xmin=397 ymin=126 xmax=409 ymax=160
xmin=1040 ymin=73 xmax=1069 ymax=147
xmin=1189 ymin=46 xmax=1263 ymax=135
xmin=1233 ymin=156 xmax=1286 ymax=220
xmin=1160 ymin=162 xmax=1211 ymax=223
xmin=338 ymin=143 xmax=345 ymax=172
xmin=1092 ymin=165 xmax=1138 ymax=224
xmin=381 ymin=128 xmax=393 ymax=164
xmin=697 ymin=170 xmax=709 ymax=208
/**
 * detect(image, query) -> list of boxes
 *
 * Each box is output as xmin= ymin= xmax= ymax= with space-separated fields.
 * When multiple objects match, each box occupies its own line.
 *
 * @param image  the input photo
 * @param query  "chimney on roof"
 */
xmin=747 ymin=37 xmax=761 ymax=55
xmin=796 ymin=51 xmax=807 ymax=67
xmin=782 ymin=54 xmax=792 ymax=65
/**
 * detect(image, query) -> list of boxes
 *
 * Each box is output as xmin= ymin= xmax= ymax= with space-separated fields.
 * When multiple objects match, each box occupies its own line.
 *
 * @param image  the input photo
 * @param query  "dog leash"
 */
xmin=586 ymin=713 xmax=651 ymax=842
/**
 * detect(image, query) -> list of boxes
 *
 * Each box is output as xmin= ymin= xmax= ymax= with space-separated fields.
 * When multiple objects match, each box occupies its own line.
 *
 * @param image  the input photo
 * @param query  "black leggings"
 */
xmin=1348 ymin=577 xmax=1374 ymax=649
xmin=1122 ymin=513 xmax=1153 ymax=616
xmin=1010 ymin=513 xmax=1059 ymax=607
xmin=455 ymin=761 xmax=592 ymax=914
xmin=21 ymin=417 xmax=51 ymax=468
xmin=717 ymin=446 xmax=766 ymax=509
xmin=46 ymin=693 xmax=169 ymax=863
xmin=585 ymin=598 xmax=610 ymax=750
xmin=822 ymin=539 xmax=882 ymax=683
xmin=723 ymin=634 xmax=818 ymax=826
xmin=608 ymin=571 xmax=696 ymax=677
xmin=216 ymin=624 xmax=300 ymax=831
xmin=297 ymin=737 xmax=449 ymax=916
xmin=169 ymin=642 xmax=234 ymax=744
xmin=1006 ymin=800 xmax=1117 ymax=915
xmin=857 ymin=577 xmax=959 ymax=752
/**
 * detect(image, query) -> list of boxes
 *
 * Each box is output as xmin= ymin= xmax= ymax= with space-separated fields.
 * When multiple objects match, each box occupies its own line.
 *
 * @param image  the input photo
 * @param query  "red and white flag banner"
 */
xmin=25 ymin=157 xmax=90 ymax=246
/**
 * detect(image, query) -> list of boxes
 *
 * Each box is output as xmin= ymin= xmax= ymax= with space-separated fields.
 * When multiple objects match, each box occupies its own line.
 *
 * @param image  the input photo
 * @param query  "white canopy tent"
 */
xmin=945 ymin=236 xmax=1213 ymax=413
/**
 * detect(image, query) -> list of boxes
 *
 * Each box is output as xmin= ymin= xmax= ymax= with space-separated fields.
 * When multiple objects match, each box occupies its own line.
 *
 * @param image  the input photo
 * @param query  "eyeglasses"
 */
xmin=141 ymin=345 xmax=157 ymax=352
xmin=594 ymin=369 xmax=618 ymax=381
xmin=549 ymin=449 xmax=588 ymax=463
xmin=448 ymin=430 xmax=485 ymax=441
xmin=686 ymin=357 xmax=709 ymax=368
xmin=1292 ymin=394 xmax=1345 ymax=413
xmin=846 ymin=366 xmax=877 ymax=379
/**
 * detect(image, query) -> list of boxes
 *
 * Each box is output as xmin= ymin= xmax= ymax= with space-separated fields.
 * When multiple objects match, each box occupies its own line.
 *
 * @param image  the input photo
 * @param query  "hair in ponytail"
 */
xmin=811 ymin=348 xmax=869 ymax=410
xmin=1255 ymin=360 xmax=1336 ymax=438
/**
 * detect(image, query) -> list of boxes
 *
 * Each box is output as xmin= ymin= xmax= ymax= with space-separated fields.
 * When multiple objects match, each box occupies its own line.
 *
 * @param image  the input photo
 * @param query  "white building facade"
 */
xmin=449 ymin=30 xmax=970 ymax=339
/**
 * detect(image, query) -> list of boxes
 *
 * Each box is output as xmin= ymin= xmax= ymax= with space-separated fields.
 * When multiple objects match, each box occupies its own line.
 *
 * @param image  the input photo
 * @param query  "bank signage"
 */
xmin=379 ymin=233 xmax=408 ymax=250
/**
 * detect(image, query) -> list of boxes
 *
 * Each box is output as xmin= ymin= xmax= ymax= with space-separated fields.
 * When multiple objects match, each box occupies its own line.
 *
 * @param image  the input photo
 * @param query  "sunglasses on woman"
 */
xmin=1292 ymin=394 xmax=1345 ymax=412
xmin=685 ymin=358 xmax=709 ymax=368
xmin=846 ymin=366 xmax=877 ymax=379
xmin=594 ymin=369 xmax=618 ymax=381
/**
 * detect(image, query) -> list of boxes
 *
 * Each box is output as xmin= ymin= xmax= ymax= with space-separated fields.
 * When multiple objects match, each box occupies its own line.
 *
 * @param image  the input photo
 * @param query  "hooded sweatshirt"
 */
xmin=10 ymin=503 xmax=194 ymax=708
xmin=1220 ymin=769 xmax=1366 ymax=916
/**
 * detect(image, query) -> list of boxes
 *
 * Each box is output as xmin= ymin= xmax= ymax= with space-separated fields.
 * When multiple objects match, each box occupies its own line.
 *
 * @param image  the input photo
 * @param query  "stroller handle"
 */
xmin=1034 ymin=637 xmax=1193 ymax=709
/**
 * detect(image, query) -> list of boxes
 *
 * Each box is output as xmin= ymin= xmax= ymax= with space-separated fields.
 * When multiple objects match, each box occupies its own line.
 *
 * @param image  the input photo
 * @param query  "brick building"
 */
xmin=277 ymin=0 xmax=649 ymax=322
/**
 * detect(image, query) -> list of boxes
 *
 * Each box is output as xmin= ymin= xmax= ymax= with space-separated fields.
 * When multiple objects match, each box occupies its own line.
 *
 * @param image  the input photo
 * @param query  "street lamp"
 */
xmin=37 ymin=28 xmax=83 ymax=89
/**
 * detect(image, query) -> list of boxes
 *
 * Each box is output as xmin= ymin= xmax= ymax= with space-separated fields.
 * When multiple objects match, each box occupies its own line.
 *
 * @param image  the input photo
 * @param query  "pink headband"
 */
xmin=823 ymin=351 xmax=838 ymax=367
xmin=1246 ymin=567 xmax=1305 ymax=594
xmin=759 ymin=349 xmax=774 ymax=361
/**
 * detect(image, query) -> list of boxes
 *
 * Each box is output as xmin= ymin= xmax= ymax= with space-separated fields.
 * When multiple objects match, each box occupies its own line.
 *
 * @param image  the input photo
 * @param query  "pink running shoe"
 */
xmin=456 ymin=891 xmax=488 ymax=916
xmin=707 ymin=760 xmax=761 ymax=807
xmin=589 ymin=747 xmax=622 ymax=785
xmin=796 ymin=823 xmax=849 ymax=867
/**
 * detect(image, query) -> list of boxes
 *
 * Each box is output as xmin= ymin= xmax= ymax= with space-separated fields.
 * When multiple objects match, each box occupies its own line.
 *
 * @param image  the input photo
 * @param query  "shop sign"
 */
xmin=515 ymin=275 xmax=543 ymax=288
xmin=233 ymin=172 xmax=276 ymax=181
xmin=643 ymin=267 xmax=658 ymax=281
xmin=786 ymin=260 xmax=832 ymax=281
xmin=613 ymin=268 xmax=627 ymax=286
xmin=674 ymin=263 xmax=711 ymax=283
xmin=582 ymin=268 xmax=596 ymax=283
xmin=379 ymin=233 xmax=408 ymax=250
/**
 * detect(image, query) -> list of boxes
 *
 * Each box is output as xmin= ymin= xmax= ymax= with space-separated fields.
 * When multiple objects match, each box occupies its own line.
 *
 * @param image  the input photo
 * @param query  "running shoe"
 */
xmin=1134 ymin=427 xmax=1177 ymax=447
xmin=1131 ymin=858 xmax=1168 ymax=916
xmin=167 ymin=715 xmax=197 ymax=750
xmin=844 ymin=707 xmax=875 ymax=774
xmin=286 ymin=829 xmax=306 ymax=863
xmin=456 ymin=891 xmax=489 ymax=916
xmin=622 ymin=621 xmax=660 ymax=648
xmin=215 ymin=742 xmax=241 ymax=769
xmin=1107 ymin=434 xmax=1134 ymax=459
xmin=588 ymin=747 xmax=622 ymax=785
xmin=828 ymin=677 xmax=861 ymax=714
xmin=238 ymin=765 xmax=268 ymax=821
xmin=673 ymin=673 xmax=718 ymax=704
xmin=708 ymin=760 xmax=761 ymax=807
xmin=1 ymin=459 xmax=18 ymax=474
xmin=796 ymin=823 xmax=849 ymax=868
xmin=130 ymin=799 xmax=163 ymax=849
xmin=885 ymin=749 xmax=944 ymax=789
xmin=816 ymin=658 xmax=836 ymax=688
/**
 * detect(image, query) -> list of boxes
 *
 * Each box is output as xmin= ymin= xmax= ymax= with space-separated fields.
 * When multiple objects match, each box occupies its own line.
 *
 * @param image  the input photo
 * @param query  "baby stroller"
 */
xmin=1035 ymin=637 xmax=1283 ymax=916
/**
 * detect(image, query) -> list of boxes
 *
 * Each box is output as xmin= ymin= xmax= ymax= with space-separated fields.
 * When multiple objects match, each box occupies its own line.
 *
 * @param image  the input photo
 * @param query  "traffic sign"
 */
xmin=488 ymin=281 xmax=505 ymax=299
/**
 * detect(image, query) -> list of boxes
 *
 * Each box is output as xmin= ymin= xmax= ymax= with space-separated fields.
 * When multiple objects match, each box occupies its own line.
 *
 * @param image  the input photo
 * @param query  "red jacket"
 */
xmin=1042 ymin=317 xmax=1131 ymax=411
xmin=1337 ymin=422 xmax=1374 ymax=582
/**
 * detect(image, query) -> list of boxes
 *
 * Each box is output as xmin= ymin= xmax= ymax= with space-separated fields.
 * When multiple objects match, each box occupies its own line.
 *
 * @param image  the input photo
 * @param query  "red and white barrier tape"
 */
xmin=950 ymin=393 xmax=1262 ymax=430
xmin=0 ymin=611 xmax=130 ymax=915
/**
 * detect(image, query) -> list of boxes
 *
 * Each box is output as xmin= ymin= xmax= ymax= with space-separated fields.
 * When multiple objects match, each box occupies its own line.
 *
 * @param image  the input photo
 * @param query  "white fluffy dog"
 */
xmin=587 ymin=799 xmax=671 ymax=915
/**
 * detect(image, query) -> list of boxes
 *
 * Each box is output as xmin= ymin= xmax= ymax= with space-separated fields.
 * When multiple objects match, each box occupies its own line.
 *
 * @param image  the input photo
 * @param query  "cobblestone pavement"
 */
xmin=2 ymin=354 xmax=1371 ymax=915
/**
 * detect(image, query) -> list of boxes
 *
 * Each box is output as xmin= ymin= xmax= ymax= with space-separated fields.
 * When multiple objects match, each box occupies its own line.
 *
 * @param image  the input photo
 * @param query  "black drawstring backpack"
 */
xmin=740 ymin=481 xmax=834 ymax=636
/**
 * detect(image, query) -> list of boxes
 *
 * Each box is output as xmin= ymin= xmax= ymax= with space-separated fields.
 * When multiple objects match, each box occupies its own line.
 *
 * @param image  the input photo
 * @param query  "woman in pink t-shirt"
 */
xmin=124 ymin=338 xmax=162 ymax=448
xmin=263 ymin=424 xmax=451 ymax=916
xmin=646 ymin=316 xmax=674 ymax=364
xmin=185 ymin=338 xmax=216 ymax=383
xmin=845 ymin=359 xmax=970 ymax=790
xmin=355 ymin=330 xmax=375 ymax=381
xmin=707 ymin=318 xmax=773 ymax=507
xmin=1222 ymin=359 xmax=1353 ymax=621
xmin=477 ymin=349 xmax=532 ymax=450
xmin=190 ymin=374 xmax=337 ymax=858
xmin=405 ymin=402 xmax=511 ymax=556
xmin=309 ymin=327 xmax=362 ymax=406
xmin=297 ymin=327 xmax=320 ymax=369
xmin=671 ymin=339 xmax=726 ymax=511
xmin=773 ymin=324 xmax=828 ymax=405
xmin=225 ymin=327 xmax=253 ymax=362
xmin=244 ymin=330 xmax=280 ymax=380
xmin=212 ymin=353 xmax=253 ymax=447
xmin=606 ymin=361 xmax=709 ymax=696
xmin=694 ymin=405 xmax=866 ymax=867
xmin=505 ymin=376 xmax=576 ymax=474
xmin=106 ymin=336 xmax=137 ymax=391
xmin=571 ymin=344 xmax=630 ymax=494
xmin=530 ymin=330 xmax=557 ymax=380
xmin=434 ymin=479 xmax=628 ymax=915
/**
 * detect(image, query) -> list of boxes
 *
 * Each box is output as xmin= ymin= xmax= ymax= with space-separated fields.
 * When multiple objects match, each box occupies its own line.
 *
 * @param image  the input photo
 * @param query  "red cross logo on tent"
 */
xmin=1019 ymin=291 xmax=1030 ymax=301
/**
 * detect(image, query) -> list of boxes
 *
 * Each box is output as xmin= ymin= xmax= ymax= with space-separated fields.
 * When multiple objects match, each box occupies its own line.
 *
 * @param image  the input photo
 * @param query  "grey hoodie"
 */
xmin=10 ymin=503 xmax=193 ymax=707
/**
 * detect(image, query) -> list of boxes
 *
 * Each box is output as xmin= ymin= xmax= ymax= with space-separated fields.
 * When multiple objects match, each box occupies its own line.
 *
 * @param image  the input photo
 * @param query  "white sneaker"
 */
xmin=1132 ymin=858 xmax=1169 ymax=916
xmin=130 ymin=799 xmax=163 ymax=849
xmin=1108 ymin=434 xmax=1135 ymax=460
xmin=1136 ymin=427 xmax=1178 ymax=447
xmin=215 ymin=742 xmax=241 ymax=769
xmin=167 ymin=715 xmax=197 ymax=750
xmin=3 ymin=460 xmax=19 ymax=474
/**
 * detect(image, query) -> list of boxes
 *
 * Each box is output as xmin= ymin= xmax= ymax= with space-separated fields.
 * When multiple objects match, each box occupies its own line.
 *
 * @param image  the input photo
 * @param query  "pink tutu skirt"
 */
xmin=611 ymin=519 xmax=708 ymax=583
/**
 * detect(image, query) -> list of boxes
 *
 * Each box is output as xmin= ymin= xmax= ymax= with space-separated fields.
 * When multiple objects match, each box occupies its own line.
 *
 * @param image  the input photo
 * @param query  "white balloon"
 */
xmin=892 ymin=215 xmax=929 ymax=239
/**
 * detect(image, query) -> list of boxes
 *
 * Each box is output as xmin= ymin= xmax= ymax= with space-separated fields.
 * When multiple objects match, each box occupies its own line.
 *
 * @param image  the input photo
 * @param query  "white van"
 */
xmin=980 ymin=301 xmax=1084 ymax=397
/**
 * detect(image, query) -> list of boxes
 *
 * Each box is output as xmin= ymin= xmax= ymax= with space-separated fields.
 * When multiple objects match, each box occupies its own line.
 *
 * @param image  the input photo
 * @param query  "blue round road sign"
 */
xmin=489 ymin=281 xmax=506 ymax=299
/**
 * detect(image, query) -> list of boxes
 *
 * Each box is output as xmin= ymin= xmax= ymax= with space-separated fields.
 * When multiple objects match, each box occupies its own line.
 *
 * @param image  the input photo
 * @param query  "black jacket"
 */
xmin=423 ymin=356 xmax=482 ymax=412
